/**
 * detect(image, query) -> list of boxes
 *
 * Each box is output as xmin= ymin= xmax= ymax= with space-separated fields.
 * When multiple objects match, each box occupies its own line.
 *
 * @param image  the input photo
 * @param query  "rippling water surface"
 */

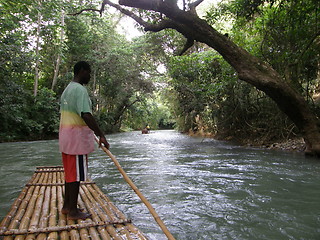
xmin=1 ymin=130 xmax=320 ymax=239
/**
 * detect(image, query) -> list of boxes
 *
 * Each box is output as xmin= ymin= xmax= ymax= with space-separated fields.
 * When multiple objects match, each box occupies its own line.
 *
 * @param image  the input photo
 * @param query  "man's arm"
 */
xmin=81 ymin=112 xmax=110 ymax=149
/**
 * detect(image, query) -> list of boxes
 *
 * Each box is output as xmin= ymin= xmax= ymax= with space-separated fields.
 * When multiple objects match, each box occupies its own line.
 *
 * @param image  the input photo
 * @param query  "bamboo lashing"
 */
xmin=26 ymin=182 xmax=95 ymax=186
xmin=95 ymin=136 xmax=176 ymax=240
xmin=36 ymin=166 xmax=63 ymax=169
xmin=0 ymin=220 xmax=131 ymax=236
xmin=35 ymin=169 xmax=64 ymax=173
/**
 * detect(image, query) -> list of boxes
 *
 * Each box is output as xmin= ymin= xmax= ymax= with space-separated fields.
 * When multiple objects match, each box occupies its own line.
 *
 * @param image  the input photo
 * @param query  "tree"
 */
xmin=87 ymin=0 xmax=320 ymax=155
xmin=168 ymin=50 xmax=296 ymax=143
xmin=213 ymin=0 xmax=320 ymax=97
xmin=1 ymin=0 xmax=165 ymax=140
xmin=51 ymin=11 xmax=65 ymax=90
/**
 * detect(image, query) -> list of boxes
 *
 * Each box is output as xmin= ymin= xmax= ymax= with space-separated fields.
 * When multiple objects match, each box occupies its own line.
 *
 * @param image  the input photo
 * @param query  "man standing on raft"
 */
xmin=59 ymin=61 xmax=109 ymax=220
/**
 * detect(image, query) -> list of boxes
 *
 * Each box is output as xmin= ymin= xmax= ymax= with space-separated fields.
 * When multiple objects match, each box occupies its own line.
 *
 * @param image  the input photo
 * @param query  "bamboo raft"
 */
xmin=0 ymin=166 xmax=148 ymax=240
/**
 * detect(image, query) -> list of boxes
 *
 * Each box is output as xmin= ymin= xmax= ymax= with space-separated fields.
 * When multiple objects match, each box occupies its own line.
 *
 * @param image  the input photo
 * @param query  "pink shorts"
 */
xmin=62 ymin=153 xmax=88 ymax=183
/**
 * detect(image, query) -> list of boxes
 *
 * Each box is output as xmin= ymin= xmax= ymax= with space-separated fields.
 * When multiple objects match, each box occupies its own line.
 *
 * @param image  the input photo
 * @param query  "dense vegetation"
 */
xmin=166 ymin=0 xmax=320 ymax=144
xmin=1 ymin=0 xmax=319 ymax=149
xmin=0 ymin=0 xmax=174 ymax=141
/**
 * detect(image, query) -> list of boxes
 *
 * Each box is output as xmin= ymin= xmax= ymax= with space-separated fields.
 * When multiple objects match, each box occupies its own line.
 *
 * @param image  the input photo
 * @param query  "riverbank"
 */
xmin=188 ymin=130 xmax=306 ymax=153
xmin=249 ymin=137 xmax=306 ymax=152
xmin=225 ymin=135 xmax=305 ymax=153
xmin=2 ymin=129 xmax=306 ymax=153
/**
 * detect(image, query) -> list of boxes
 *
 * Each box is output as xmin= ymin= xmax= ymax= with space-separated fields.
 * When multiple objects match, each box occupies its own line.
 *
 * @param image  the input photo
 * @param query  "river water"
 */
xmin=0 ymin=130 xmax=319 ymax=240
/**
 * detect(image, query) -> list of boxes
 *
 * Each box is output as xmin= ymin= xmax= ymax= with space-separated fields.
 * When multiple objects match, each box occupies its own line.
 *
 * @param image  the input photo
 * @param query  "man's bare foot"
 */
xmin=61 ymin=208 xmax=84 ymax=215
xmin=67 ymin=211 xmax=92 ymax=220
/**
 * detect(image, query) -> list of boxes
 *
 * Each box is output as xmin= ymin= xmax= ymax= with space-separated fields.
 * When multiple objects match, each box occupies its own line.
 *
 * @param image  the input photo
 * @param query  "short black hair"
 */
xmin=74 ymin=61 xmax=91 ymax=75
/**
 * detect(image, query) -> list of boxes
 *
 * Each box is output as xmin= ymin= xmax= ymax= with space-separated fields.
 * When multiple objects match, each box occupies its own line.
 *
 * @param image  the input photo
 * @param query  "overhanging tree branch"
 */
xmin=178 ymin=38 xmax=195 ymax=55
xmin=113 ymin=97 xmax=141 ymax=126
xmin=68 ymin=0 xmax=180 ymax=33
xmin=103 ymin=0 xmax=177 ymax=32
xmin=68 ymin=8 xmax=101 ymax=16
xmin=188 ymin=0 xmax=204 ymax=15
xmin=189 ymin=0 xmax=204 ymax=9
xmin=118 ymin=0 xmax=163 ymax=11
xmin=98 ymin=0 xmax=320 ymax=155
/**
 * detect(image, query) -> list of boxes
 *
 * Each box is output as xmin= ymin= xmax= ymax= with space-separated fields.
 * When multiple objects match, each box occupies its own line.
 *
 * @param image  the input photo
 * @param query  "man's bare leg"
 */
xmin=63 ymin=181 xmax=91 ymax=220
xmin=61 ymin=182 xmax=70 ymax=214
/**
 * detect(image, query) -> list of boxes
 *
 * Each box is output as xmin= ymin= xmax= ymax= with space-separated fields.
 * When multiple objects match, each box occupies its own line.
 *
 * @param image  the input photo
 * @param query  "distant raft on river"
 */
xmin=0 ymin=166 xmax=147 ymax=239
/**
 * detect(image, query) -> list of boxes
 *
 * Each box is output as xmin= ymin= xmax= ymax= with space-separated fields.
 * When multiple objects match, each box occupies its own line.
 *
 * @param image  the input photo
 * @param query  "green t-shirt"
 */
xmin=59 ymin=81 xmax=94 ymax=155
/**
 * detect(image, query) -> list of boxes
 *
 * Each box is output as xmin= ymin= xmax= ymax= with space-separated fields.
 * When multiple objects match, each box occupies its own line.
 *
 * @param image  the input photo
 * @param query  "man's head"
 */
xmin=74 ymin=61 xmax=91 ymax=85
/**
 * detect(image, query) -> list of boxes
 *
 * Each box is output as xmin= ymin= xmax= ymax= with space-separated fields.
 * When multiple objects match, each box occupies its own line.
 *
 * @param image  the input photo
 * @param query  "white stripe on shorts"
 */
xmin=76 ymin=155 xmax=88 ymax=181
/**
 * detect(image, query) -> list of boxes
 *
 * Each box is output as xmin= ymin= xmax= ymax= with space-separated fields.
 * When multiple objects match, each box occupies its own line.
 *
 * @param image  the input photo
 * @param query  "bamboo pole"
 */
xmin=0 ymin=186 xmax=29 ymax=231
xmin=90 ymin=185 xmax=124 ymax=219
xmin=48 ymin=170 xmax=53 ymax=184
xmin=86 ymin=184 xmax=146 ymax=240
xmin=67 ymin=216 xmax=79 ymax=239
xmin=36 ymin=174 xmax=51 ymax=240
xmin=15 ymin=171 xmax=49 ymax=240
xmin=57 ymin=170 xmax=63 ymax=190
xmin=36 ymin=166 xmax=63 ymax=169
xmin=81 ymin=185 xmax=114 ymax=240
xmin=24 ymin=185 xmax=45 ymax=240
xmin=85 ymin=185 xmax=117 ymax=221
xmin=90 ymin=184 xmax=147 ymax=240
xmin=94 ymin=136 xmax=175 ymax=240
xmin=10 ymin=186 xmax=36 ymax=223
xmin=57 ymin=183 xmax=69 ymax=240
xmin=37 ymin=172 xmax=46 ymax=186
xmin=35 ymin=170 xmax=64 ymax=173
xmin=79 ymin=185 xmax=120 ymax=240
xmin=27 ymin=170 xmax=41 ymax=186
xmin=80 ymin=186 xmax=111 ymax=240
xmin=0 ymin=220 xmax=132 ymax=237
xmin=74 ymin=194 xmax=90 ymax=240
xmin=1 ymin=171 xmax=33 ymax=240
xmin=2 ymin=166 xmax=151 ymax=240
xmin=87 ymin=225 xmax=102 ymax=240
xmin=67 ymin=222 xmax=79 ymax=240
xmin=80 ymin=185 xmax=112 ymax=240
xmin=66 ymin=196 xmax=80 ymax=240
xmin=48 ymin=184 xmax=58 ymax=239
xmin=77 ymin=220 xmax=90 ymax=240
xmin=4 ymin=185 xmax=37 ymax=240
xmin=59 ymin=170 xmax=65 ymax=184
xmin=26 ymin=182 xmax=95 ymax=187
xmin=14 ymin=186 xmax=42 ymax=240
xmin=76 ymin=196 xmax=101 ymax=240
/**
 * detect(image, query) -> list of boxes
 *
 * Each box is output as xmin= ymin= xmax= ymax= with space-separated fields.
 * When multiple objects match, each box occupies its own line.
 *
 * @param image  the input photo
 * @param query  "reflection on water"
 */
xmin=1 ymin=130 xmax=320 ymax=240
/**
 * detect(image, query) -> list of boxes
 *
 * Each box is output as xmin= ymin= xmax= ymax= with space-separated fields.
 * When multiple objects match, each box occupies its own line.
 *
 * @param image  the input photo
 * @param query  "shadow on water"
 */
xmin=1 ymin=130 xmax=320 ymax=240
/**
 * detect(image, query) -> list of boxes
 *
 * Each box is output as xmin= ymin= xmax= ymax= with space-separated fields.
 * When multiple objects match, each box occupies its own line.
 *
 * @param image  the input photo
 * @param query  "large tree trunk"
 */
xmin=115 ymin=0 xmax=320 ymax=155
xmin=185 ymin=16 xmax=320 ymax=155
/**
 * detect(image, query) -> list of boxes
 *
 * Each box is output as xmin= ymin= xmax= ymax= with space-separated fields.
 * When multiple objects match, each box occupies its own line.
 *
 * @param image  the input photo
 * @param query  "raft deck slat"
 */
xmin=0 ymin=166 xmax=148 ymax=240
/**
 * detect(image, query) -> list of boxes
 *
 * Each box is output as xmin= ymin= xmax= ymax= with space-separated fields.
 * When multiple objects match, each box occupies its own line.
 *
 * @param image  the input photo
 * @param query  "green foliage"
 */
xmin=168 ymin=0 xmax=318 ymax=143
xmin=168 ymin=51 xmax=235 ymax=132
xmin=32 ymin=88 xmax=60 ymax=136
xmin=2 ymin=0 xmax=318 ymax=145
xmin=0 ymin=0 xmax=61 ymax=141
xmin=206 ymin=0 xmax=320 ymax=94
xmin=121 ymin=93 xmax=175 ymax=131
xmin=0 ymin=82 xmax=59 ymax=141
xmin=167 ymin=48 xmax=300 ymax=142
